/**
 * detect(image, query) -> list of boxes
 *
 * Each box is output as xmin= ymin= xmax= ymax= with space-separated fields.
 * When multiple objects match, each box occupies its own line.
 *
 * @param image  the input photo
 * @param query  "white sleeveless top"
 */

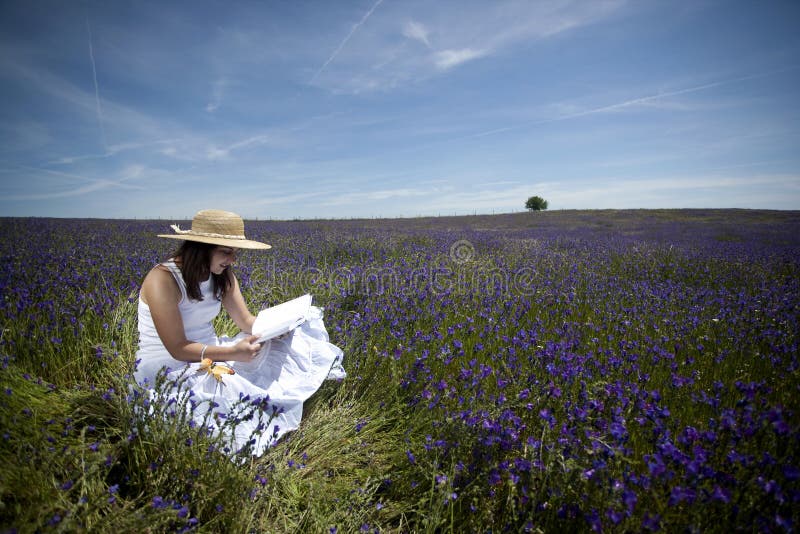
xmin=134 ymin=260 xmax=221 ymax=384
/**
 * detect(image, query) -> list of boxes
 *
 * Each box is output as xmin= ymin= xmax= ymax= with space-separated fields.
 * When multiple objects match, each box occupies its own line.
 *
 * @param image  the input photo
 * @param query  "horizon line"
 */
xmin=0 ymin=207 xmax=797 ymax=223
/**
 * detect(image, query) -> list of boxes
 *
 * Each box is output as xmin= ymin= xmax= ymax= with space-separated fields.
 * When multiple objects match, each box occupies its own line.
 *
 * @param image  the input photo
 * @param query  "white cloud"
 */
xmin=0 ymin=165 xmax=145 ymax=201
xmin=0 ymin=120 xmax=52 ymax=153
xmin=206 ymin=78 xmax=228 ymax=113
xmin=323 ymin=187 xmax=430 ymax=206
xmin=461 ymin=68 xmax=795 ymax=142
xmin=545 ymin=174 xmax=800 ymax=209
xmin=202 ymin=132 xmax=287 ymax=161
xmin=275 ymin=172 xmax=800 ymax=216
xmin=402 ymin=20 xmax=431 ymax=48
xmin=308 ymin=0 xmax=627 ymax=93
xmin=434 ymin=48 xmax=487 ymax=70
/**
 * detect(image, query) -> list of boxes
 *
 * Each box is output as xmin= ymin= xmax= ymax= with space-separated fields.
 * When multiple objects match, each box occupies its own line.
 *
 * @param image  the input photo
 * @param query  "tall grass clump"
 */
xmin=1 ymin=210 xmax=799 ymax=532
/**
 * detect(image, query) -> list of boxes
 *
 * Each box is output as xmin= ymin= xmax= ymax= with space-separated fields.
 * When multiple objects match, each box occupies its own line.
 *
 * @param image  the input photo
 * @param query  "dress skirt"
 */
xmin=135 ymin=305 xmax=345 ymax=457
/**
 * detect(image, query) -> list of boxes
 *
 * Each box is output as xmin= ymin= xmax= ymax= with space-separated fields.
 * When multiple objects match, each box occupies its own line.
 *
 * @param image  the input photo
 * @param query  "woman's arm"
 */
xmin=221 ymin=270 xmax=257 ymax=334
xmin=140 ymin=266 xmax=261 ymax=363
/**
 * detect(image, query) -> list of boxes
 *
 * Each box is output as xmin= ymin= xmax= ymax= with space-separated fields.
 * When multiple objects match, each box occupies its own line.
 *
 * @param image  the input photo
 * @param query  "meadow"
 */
xmin=0 ymin=209 xmax=798 ymax=533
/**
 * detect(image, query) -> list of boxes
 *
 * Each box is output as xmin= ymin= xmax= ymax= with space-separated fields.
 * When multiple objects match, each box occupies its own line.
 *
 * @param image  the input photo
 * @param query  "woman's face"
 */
xmin=210 ymin=246 xmax=238 ymax=275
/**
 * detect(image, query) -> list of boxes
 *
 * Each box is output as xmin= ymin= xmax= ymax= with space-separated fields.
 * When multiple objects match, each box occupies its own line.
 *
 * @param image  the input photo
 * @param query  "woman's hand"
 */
xmin=232 ymin=335 xmax=264 ymax=361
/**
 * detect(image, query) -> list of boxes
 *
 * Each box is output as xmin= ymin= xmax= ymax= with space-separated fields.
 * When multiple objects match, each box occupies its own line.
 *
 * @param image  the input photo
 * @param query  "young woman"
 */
xmin=134 ymin=209 xmax=345 ymax=456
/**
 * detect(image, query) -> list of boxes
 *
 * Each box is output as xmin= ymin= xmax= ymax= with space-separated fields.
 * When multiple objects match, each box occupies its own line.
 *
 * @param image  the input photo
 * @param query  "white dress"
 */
xmin=134 ymin=260 xmax=345 ymax=456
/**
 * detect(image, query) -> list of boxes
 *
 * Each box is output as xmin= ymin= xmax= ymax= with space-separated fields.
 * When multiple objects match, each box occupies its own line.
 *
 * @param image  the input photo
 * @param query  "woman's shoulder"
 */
xmin=140 ymin=264 xmax=181 ymax=305
xmin=145 ymin=262 xmax=175 ymax=279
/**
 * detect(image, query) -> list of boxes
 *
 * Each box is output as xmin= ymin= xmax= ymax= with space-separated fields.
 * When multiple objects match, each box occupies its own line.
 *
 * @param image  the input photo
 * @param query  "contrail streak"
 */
xmin=1 ymin=163 xmax=143 ymax=201
xmin=309 ymin=0 xmax=384 ymax=84
xmin=469 ymin=66 xmax=800 ymax=139
xmin=86 ymin=16 xmax=108 ymax=152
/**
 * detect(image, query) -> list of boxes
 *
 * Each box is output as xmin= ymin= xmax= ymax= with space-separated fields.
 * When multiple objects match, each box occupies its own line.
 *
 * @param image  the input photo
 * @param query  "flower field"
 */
xmin=1 ymin=209 xmax=798 ymax=532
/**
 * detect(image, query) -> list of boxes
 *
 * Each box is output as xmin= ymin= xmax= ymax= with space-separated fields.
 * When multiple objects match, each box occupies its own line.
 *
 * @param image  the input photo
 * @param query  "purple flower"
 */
xmin=775 ymin=515 xmax=793 ymax=531
xmin=607 ymin=508 xmax=623 ymax=525
xmin=585 ymin=508 xmax=601 ymax=532
xmin=711 ymin=485 xmax=731 ymax=503
xmin=642 ymin=513 xmax=661 ymax=531
xmin=783 ymin=464 xmax=800 ymax=481
xmin=621 ymin=488 xmax=638 ymax=513
xmin=610 ymin=421 xmax=628 ymax=441
xmin=668 ymin=486 xmax=696 ymax=506
xmin=539 ymin=408 xmax=556 ymax=428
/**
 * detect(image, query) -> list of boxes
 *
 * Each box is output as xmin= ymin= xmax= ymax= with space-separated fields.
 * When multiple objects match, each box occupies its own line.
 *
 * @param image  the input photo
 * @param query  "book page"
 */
xmin=252 ymin=294 xmax=312 ymax=342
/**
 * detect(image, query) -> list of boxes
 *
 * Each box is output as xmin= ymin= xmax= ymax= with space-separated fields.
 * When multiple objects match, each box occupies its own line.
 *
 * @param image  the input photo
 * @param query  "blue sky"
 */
xmin=1 ymin=0 xmax=798 ymax=219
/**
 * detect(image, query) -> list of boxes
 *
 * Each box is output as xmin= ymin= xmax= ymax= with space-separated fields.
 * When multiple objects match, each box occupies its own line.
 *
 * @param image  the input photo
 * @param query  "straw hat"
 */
xmin=158 ymin=209 xmax=271 ymax=249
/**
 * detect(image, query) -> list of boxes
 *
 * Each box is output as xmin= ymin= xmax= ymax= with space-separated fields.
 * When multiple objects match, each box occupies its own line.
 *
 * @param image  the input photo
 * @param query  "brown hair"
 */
xmin=170 ymin=241 xmax=232 ymax=301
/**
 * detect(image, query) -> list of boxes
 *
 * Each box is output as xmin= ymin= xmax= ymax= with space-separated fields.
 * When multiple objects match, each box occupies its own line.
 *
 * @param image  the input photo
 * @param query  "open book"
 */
xmin=252 ymin=294 xmax=312 ymax=343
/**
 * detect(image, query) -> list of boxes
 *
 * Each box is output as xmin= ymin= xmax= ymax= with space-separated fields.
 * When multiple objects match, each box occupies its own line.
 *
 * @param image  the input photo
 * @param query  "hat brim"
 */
xmin=157 ymin=234 xmax=271 ymax=250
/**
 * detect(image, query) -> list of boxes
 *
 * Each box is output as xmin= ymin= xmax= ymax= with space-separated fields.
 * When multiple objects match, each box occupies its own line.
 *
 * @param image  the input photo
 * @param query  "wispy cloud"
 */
xmin=85 ymin=16 xmax=107 ymax=151
xmin=0 ymin=164 xmax=144 ymax=201
xmin=0 ymin=52 xmax=94 ymax=117
xmin=311 ymin=0 xmax=626 ymax=93
xmin=0 ymin=55 xmax=200 ymax=163
xmin=555 ymin=71 xmax=788 ymax=120
xmin=402 ymin=20 xmax=431 ymax=48
xmin=48 ymin=139 xmax=185 ymax=165
xmin=434 ymin=48 xmax=487 ymax=70
xmin=0 ymin=120 xmax=52 ymax=152
xmin=2 ymin=0 xmax=796 ymax=217
xmin=467 ymin=67 xmax=800 ymax=139
xmin=206 ymin=78 xmax=228 ymax=113
xmin=309 ymin=0 xmax=385 ymax=84
xmin=322 ymin=186 xmax=430 ymax=206
xmin=545 ymin=173 xmax=800 ymax=209
xmin=202 ymin=130 xmax=299 ymax=160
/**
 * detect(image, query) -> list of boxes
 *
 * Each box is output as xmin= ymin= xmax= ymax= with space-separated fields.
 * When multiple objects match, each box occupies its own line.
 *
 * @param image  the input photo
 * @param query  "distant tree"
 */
xmin=525 ymin=196 xmax=548 ymax=211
